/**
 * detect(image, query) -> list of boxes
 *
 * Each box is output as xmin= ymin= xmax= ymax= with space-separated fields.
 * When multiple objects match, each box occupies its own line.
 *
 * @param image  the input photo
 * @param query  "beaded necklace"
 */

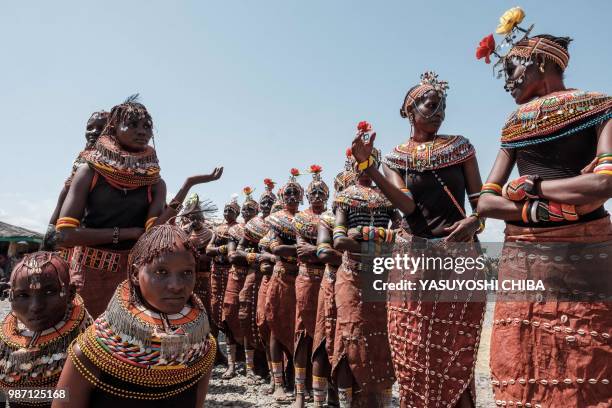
xmin=293 ymin=208 xmax=322 ymax=243
xmin=501 ymin=89 xmax=611 ymax=148
xmin=81 ymin=135 xmax=161 ymax=189
xmin=0 ymin=295 xmax=91 ymax=387
xmin=244 ymin=216 xmax=270 ymax=244
xmin=384 ymin=135 xmax=475 ymax=172
xmin=266 ymin=209 xmax=297 ymax=241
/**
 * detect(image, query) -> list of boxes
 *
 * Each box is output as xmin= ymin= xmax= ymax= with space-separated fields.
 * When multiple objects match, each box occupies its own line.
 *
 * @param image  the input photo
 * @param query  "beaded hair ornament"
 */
xmin=282 ymin=168 xmax=305 ymax=204
xmin=225 ymin=193 xmax=241 ymax=215
xmin=260 ymin=178 xmax=277 ymax=205
xmin=400 ymin=71 xmax=449 ymax=119
xmin=476 ymin=7 xmax=570 ymax=78
xmin=306 ymin=164 xmax=330 ymax=202
xmin=242 ymin=186 xmax=259 ymax=212
xmin=9 ymin=252 xmax=71 ymax=300
xmin=178 ymin=193 xmax=217 ymax=225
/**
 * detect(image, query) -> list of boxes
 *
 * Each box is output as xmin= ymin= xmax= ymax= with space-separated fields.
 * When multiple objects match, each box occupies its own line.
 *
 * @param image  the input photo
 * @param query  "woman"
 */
xmin=222 ymin=188 xmax=259 ymax=378
xmin=312 ymin=159 xmax=357 ymax=407
xmin=43 ymin=110 xmax=109 ymax=254
xmin=265 ymin=169 xmax=303 ymax=401
xmin=55 ymin=96 xmax=222 ymax=317
xmin=237 ymin=179 xmax=276 ymax=383
xmin=475 ymin=7 xmax=611 ymax=407
xmin=293 ymin=165 xmax=329 ymax=408
xmin=352 ymin=73 xmax=486 ymax=407
xmin=0 ymin=252 xmax=92 ymax=408
xmin=54 ymin=224 xmax=216 ymax=408
xmin=332 ymin=148 xmax=396 ymax=407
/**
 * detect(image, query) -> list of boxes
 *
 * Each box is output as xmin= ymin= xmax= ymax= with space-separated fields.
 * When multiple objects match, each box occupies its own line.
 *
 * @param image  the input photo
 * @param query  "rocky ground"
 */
xmin=0 ymin=300 xmax=495 ymax=407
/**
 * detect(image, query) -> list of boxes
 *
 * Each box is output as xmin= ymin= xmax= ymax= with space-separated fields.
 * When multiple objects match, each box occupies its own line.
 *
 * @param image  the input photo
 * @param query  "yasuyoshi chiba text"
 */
xmin=373 ymin=279 xmax=546 ymax=292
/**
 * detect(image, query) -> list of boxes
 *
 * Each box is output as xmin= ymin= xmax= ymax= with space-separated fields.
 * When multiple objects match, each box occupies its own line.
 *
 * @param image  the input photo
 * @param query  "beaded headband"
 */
xmin=401 ymin=71 xmax=449 ymax=117
xmin=260 ymin=178 xmax=277 ymax=204
xmin=225 ymin=193 xmax=241 ymax=214
xmin=306 ymin=165 xmax=330 ymax=199
xmin=476 ymin=7 xmax=570 ymax=75
xmin=282 ymin=168 xmax=305 ymax=203
xmin=242 ymin=186 xmax=259 ymax=211
xmin=10 ymin=252 xmax=70 ymax=296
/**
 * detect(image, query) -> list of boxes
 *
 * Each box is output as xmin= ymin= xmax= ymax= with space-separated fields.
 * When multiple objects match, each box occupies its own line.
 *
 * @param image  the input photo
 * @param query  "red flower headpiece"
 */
xmin=264 ymin=178 xmax=275 ymax=189
xmin=346 ymin=148 xmax=352 ymax=158
xmin=357 ymin=121 xmax=372 ymax=133
xmin=291 ymin=168 xmax=301 ymax=177
xmin=476 ymin=34 xmax=496 ymax=64
xmin=309 ymin=164 xmax=322 ymax=174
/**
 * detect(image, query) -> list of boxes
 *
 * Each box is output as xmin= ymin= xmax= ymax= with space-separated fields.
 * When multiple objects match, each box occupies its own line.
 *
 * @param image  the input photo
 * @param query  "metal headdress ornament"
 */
xmin=260 ymin=178 xmax=277 ymax=204
xmin=9 ymin=252 xmax=71 ymax=299
xmin=401 ymin=71 xmax=449 ymax=118
xmin=282 ymin=168 xmax=305 ymax=203
xmin=306 ymin=164 xmax=330 ymax=202
xmin=225 ymin=193 xmax=241 ymax=214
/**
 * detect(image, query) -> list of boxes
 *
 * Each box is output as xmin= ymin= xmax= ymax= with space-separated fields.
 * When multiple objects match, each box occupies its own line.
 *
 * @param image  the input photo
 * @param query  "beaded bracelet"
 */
xmin=56 ymin=216 xmax=80 ymax=231
xmin=145 ymin=217 xmax=157 ymax=232
xmin=357 ymin=155 xmax=375 ymax=171
xmin=469 ymin=212 xmax=486 ymax=234
xmin=218 ymin=245 xmax=228 ymax=255
xmin=316 ymin=243 xmax=332 ymax=257
xmin=333 ymin=226 xmax=348 ymax=240
xmin=594 ymin=153 xmax=612 ymax=175
xmin=480 ymin=183 xmax=503 ymax=196
xmin=246 ymin=253 xmax=259 ymax=264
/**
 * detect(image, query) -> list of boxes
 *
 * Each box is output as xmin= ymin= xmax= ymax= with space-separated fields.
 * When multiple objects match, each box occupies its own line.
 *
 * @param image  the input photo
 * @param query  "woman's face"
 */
xmin=10 ymin=273 xmax=70 ymax=332
xmin=135 ymin=251 xmax=196 ymax=314
xmin=410 ymin=91 xmax=446 ymax=134
xmin=259 ymin=197 xmax=275 ymax=215
xmin=283 ymin=186 xmax=301 ymax=211
xmin=504 ymin=57 xmax=542 ymax=104
xmin=224 ymin=206 xmax=238 ymax=223
xmin=307 ymin=188 xmax=327 ymax=212
xmin=85 ymin=115 xmax=108 ymax=148
xmin=241 ymin=205 xmax=258 ymax=222
xmin=115 ymin=116 xmax=153 ymax=152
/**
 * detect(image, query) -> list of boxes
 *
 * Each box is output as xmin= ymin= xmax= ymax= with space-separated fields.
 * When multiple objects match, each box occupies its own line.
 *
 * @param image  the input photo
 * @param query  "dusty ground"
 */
xmin=0 ymin=300 xmax=495 ymax=407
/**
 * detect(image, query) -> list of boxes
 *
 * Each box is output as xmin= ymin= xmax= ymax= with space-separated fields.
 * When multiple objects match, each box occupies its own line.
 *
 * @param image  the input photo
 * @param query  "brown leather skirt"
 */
xmin=70 ymin=246 xmax=128 ymax=318
xmin=222 ymin=265 xmax=248 ymax=343
xmin=332 ymin=255 xmax=395 ymax=394
xmin=490 ymin=216 xmax=612 ymax=408
xmin=387 ymin=238 xmax=486 ymax=407
xmin=256 ymin=274 xmax=272 ymax=344
xmin=294 ymin=263 xmax=324 ymax=352
xmin=239 ymin=267 xmax=263 ymax=349
xmin=312 ymin=264 xmax=337 ymax=365
xmin=265 ymin=261 xmax=297 ymax=355
xmin=210 ymin=262 xmax=230 ymax=330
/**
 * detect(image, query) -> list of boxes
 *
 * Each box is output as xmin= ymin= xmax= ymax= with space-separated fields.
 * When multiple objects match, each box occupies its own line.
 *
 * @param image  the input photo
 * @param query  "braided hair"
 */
xmin=101 ymin=94 xmax=153 ymax=138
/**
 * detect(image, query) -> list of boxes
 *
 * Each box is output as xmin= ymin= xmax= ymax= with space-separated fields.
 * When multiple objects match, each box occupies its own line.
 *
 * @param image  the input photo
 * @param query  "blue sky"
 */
xmin=0 ymin=1 xmax=610 ymax=241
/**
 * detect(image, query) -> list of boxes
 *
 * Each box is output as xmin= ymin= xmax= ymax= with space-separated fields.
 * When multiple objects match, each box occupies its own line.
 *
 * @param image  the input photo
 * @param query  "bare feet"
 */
xmin=221 ymin=363 xmax=236 ymax=379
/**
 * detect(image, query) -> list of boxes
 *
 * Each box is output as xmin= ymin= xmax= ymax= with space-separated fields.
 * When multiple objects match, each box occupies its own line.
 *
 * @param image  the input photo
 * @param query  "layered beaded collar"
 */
xmin=244 ymin=216 xmax=270 ymax=243
xmin=293 ymin=208 xmax=322 ymax=242
xmin=266 ymin=209 xmax=297 ymax=241
xmin=0 ymin=295 xmax=91 ymax=386
xmin=214 ymin=221 xmax=236 ymax=241
xmin=101 ymin=280 xmax=210 ymax=365
xmin=228 ymin=222 xmax=245 ymax=243
xmin=384 ymin=135 xmax=475 ymax=172
xmin=319 ymin=210 xmax=336 ymax=231
xmin=501 ymin=89 xmax=612 ymax=148
xmin=81 ymin=134 xmax=161 ymax=188
xmin=334 ymin=185 xmax=393 ymax=214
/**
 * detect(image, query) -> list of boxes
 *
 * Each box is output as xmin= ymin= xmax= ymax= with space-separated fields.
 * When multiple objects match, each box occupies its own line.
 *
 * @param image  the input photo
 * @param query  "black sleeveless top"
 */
xmin=510 ymin=127 xmax=606 ymax=227
xmin=82 ymin=172 xmax=150 ymax=250
xmin=398 ymin=165 xmax=467 ymax=238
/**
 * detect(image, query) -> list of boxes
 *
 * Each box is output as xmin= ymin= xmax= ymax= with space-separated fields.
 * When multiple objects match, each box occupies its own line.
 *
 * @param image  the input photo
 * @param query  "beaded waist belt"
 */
xmin=341 ymin=253 xmax=376 ymax=274
xmin=230 ymin=265 xmax=249 ymax=279
xmin=298 ymin=264 xmax=325 ymax=278
xmin=58 ymin=247 xmax=74 ymax=262
xmin=71 ymin=246 xmax=125 ymax=273
xmin=274 ymin=262 xmax=298 ymax=277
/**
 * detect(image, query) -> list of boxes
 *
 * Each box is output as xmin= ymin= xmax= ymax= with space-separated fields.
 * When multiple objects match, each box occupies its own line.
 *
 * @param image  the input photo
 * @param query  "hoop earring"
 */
xmin=539 ymin=63 xmax=545 ymax=73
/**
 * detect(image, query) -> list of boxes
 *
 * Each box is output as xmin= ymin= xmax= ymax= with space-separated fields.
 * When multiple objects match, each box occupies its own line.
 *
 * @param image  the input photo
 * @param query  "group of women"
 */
xmin=1 ymin=6 xmax=610 ymax=408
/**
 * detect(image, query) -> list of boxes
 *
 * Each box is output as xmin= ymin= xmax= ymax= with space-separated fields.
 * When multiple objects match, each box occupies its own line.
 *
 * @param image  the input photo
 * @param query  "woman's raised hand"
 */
xmin=351 ymin=132 xmax=377 ymax=164
xmin=186 ymin=167 xmax=224 ymax=186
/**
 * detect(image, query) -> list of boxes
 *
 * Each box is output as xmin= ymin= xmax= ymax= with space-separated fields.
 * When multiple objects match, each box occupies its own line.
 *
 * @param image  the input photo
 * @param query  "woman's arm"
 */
xmin=195 ymin=370 xmax=212 ymax=407
xmin=155 ymin=168 xmax=223 ymax=225
xmin=352 ymin=133 xmax=416 ymax=215
xmin=49 ymin=184 xmax=70 ymax=225
xmin=515 ymin=121 xmax=612 ymax=204
xmin=229 ymin=237 xmax=249 ymax=264
xmin=55 ymin=166 xmax=144 ymax=248
xmin=477 ymin=149 xmax=524 ymax=221
xmin=316 ymin=222 xmax=342 ymax=266
xmin=296 ymin=236 xmax=318 ymax=263
xmin=443 ymin=156 xmax=483 ymax=242
xmin=332 ymin=209 xmax=360 ymax=253
xmin=52 ymin=343 xmax=95 ymax=408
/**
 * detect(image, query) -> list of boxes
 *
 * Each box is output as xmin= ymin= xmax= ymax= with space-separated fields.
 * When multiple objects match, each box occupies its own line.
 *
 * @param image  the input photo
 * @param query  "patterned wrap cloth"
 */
xmin=490 ymin=217 xmax=612 ymax=407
